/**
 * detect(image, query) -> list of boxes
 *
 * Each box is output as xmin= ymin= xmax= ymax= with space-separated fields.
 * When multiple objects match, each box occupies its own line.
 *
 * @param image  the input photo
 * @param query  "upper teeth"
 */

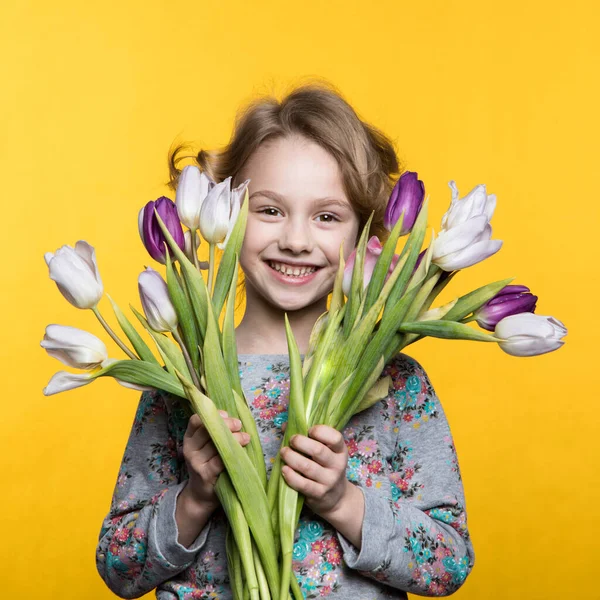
xmin=269 ymin=261 xmax=317 ymax=276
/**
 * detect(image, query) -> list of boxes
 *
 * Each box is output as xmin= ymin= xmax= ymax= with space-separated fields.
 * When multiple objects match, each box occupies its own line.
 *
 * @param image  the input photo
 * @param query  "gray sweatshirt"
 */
xmin=96 ymin=352 xmax=475 ymax=599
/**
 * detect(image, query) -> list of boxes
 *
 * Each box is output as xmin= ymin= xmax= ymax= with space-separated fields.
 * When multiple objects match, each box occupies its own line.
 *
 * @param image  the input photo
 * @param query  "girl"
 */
xmin=97 ymin=82 xmax=475 ymax=599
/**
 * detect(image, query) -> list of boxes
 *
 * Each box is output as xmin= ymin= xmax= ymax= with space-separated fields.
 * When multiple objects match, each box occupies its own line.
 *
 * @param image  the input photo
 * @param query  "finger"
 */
xmin=224 ymin=416 xmax=243 ymax=432
xmin=280 ymin=445 xmax=328 ymax=483
xmin=184 ymin=413 xmax=203 ymax=438
xmin=204 ymin=453 xmax=225 ymax=482
xmin=308 ymin=425 xmax=346 ymax=454
xmin=288 ymin=434 xmax=336 ymax=468
xmin=281 ymin=464 xmax=324 ymax=498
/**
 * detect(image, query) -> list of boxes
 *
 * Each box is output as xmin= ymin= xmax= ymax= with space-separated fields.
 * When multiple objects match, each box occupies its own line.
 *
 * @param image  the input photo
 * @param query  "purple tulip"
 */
xmin=384 ymin=171 xmax=425 ymax=234
xmin=474 ymin=285 xmax=538 ymax=331
xmin=138 ymin=197 xmax=185 ymax=264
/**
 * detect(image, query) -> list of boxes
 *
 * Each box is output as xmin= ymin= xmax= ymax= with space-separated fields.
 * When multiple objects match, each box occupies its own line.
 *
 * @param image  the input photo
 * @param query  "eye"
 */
xmin=259 ymin=207 xmax=281 ymax=217
xmin=316 ymin=213 xmax=339 ymax=223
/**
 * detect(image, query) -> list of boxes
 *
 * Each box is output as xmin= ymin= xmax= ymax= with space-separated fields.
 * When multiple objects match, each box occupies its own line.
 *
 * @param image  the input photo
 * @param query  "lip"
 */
xmin=264 ymin=260 xmax=322 ymax=285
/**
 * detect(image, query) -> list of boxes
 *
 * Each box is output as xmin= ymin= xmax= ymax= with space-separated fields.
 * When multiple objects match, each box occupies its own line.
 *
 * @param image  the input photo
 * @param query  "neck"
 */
xmin=235 ymin=287 xmax=328 ymax=356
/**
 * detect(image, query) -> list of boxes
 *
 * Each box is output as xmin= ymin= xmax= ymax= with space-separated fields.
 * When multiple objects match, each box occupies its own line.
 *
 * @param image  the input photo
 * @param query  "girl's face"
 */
xmin=237 ymin=135 xmax=360 ymax=313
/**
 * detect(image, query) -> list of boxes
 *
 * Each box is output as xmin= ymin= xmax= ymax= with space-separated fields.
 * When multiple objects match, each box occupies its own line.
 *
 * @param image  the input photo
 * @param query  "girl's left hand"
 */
xmin=279 ymin=424 xmax=351 ymax=519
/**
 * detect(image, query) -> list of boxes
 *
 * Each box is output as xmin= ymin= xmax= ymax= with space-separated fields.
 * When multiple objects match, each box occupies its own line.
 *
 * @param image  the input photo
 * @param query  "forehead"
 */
xmin=241 ymin=136 xmax=348 ymax=202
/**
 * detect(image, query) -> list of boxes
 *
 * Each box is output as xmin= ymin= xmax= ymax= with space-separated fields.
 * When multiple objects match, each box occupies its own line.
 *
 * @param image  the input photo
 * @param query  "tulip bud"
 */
xmin=431 ymin=181 xmax=502 ymax=271
xmin=44 ymin=241 xmax=104 ymax=309
xmin=139 ymin=197 xmax=185 ymax=264
xmin=342 ymin=236 xmax=399 ymax=297
xmin=198 ymin=177 xmax=232 ymax=244
xmin=218 ymin=178 xmax=250 ymax=250
xmin=495 ymin=313 xmax=567 ymax=357
xmin=176 ymin=166 xmax=214 ymax=230
xmin=474 ymin=285 xmax=538 ymax=331
xmin=384 ymin=171 xmax=425 ymax=234
xmin=138 ymin=267 xmax=178 ymax=332
xmin=41 ymin=325 xmax=108 ymax=369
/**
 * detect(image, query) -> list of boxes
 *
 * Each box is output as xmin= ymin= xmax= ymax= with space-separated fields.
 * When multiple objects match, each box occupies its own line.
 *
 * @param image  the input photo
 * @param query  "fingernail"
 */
xmin=219 ymin=410 xmax=228 ymax=417
xmin=234 ymin=419 xmax=242 ymax=428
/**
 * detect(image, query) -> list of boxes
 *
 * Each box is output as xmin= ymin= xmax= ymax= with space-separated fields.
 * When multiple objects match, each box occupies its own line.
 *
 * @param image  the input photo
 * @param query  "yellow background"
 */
xmin=1 ymin=0 xmax=597 ymax=598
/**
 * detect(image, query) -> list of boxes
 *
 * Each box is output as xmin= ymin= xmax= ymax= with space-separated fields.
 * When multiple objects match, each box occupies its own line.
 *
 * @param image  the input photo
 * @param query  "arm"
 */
xmin=96 ymin=389 xmax=214 ymax=598
xmin=335 ymin=354 xmax=476 ymax=596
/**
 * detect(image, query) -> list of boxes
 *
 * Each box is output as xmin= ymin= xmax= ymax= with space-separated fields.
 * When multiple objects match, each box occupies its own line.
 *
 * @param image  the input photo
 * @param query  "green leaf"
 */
xmin=213 ymin=189 xmax=249 ymax=317
xmin=152 ymin=208 xmax=209 ymax=341
xmin=164 ymin=248 xmax=200 ymax=375
xmin=107 ymin=294 xmax=159 ymax=364
xmin=328 ymin=244 xmax=346 ymax=315
xmin=384 ymin=197 xmax=430 ymax=312
xmin=203 ymin=293 xmax=237 ymax=416
xmin=398 ymin=320 xmax=500 ymax=342
xmin=94 ymin=359 xmax=184 ymax=397
xmin=362 ymin=210 xmax=405 ymax=316
xmin=177 ymin=372 xmax=280 ymax=599
xmin=343 ymin=212 xmax=374 ymax=337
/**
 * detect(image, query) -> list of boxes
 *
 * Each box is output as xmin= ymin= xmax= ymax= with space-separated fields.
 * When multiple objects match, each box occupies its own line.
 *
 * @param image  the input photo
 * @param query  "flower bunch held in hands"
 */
xmin=273 ymin=171 xmax=567 ymax=594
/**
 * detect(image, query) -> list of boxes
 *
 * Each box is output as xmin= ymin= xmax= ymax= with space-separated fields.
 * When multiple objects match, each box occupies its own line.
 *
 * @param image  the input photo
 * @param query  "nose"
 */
xmin=278 ymin=217 xmax=314 ymax=254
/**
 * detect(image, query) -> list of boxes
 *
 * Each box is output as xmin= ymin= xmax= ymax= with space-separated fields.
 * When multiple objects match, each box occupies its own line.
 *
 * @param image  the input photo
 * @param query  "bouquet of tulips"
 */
xmin=42 ymin=167 xmax=567 ymax=600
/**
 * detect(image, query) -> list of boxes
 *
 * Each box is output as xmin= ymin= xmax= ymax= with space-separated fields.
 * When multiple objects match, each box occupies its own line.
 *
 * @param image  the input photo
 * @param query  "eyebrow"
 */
xmin=249 ymin=190 xmax=351 ymax=210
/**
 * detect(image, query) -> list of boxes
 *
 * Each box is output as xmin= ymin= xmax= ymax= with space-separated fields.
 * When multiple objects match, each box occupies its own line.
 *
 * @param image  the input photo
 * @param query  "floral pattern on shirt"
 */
xmin=343 ymin=424 xmax=385 ymax=488
xmin=249 ymin=362 xmax=290 ymax=436
xmin=402 ymin=521 xmax=470 ymax=595
xmin=171 ymin=549 xmax=227 ymax=599
xmin=292 ymin=519 xmax=343 ymax=598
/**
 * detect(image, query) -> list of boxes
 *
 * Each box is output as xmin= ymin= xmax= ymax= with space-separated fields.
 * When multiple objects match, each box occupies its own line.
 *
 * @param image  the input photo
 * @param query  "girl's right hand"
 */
xmin=182 ymin=410 xmax=251 ymax=509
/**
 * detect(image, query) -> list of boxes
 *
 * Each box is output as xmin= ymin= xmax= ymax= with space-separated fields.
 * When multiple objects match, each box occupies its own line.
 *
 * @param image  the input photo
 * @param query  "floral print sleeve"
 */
xmin=96 ymin=389 xmax=211 ymax=597
xmin=336 ymin=353 xmax=475 ymax=596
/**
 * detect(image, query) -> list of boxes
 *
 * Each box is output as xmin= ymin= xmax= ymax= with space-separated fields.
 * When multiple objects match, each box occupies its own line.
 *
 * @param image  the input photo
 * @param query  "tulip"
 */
xmin=495 ymin=313 xmax=567 ymax=357
xmin=138 ymin=267 xmax=178 ymax=332
xmin=40 ymin=325 xmax=108 ymax=369
xmin=218 ymin=178 xmax=250 ymax=250
xmin=176 ymin=165 xmax=214 ymax=231
xmin=431 ymin=181 xmax=502 ymax=271
xmin=198 ymin=177 xmax=232 ymax=245
xmin=342 ymin=236 xmax=400 ymax=297
xmin=474 ymin=285 xmax=538 ymax=331
xmin=139 ymin=197 xmax=185 ymax=264
xmin=45 ymin=241 xmax=103 ymax=309
xmin=384 ymin=171 xmax=425 ymax=234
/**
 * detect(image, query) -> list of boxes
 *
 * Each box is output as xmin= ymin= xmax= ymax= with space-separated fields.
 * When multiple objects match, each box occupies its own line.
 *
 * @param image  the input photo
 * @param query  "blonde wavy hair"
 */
xmin=168 ymin=81 xmax=403 ymax=243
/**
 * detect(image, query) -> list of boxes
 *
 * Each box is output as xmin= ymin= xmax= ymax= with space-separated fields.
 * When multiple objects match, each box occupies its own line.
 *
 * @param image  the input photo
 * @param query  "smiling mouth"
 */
xmin=266 ymin=260 xmax=322 ymax=278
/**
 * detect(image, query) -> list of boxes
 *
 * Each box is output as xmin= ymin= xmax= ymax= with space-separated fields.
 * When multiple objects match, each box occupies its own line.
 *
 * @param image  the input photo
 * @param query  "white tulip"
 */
xmin=432 ymin=181 xmax=502 ymax=271
xmin=176 ymin=165 xmax=214 ymax=230
xmin=198 ymin=177 xmax=232 ymax=244
xmin=45 ymin=241 xmax=103 ymax=309
xmin=495 ymin=313 xmax=567 ymax=357
xmin=138 ymin=267 xmax=178 ymax=332
xmin=218 ymin=178 xmax=250 ymax=250
xmin=441 ymin=181 xmax=497 ymax=230
xmin=41 ymin=325 xmax=108 ymax=369
xmin=43 ymin=370 xmax=95 ymax=396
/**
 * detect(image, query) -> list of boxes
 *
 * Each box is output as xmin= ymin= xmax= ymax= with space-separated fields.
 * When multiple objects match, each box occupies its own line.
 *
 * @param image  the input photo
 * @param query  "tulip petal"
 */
xmin=43 ymin=370 xmax=94 ymax=395
xmin=75 ymin=240 xmax=103 ymax=287
xmin=434 ymin=238 xmax=502 ymax=271
xmin=433 ymin=215 xmax=489 ymax=256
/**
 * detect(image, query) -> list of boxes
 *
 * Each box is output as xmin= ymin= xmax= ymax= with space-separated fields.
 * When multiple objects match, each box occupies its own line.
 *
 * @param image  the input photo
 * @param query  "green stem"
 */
xmin=172 ymin=328 xmax=201 ymax=389
xmin=192 ymin=229 xmax=201 ymax=272
xmin=92 ymin=307 xmax=138 ymax=360
xmin=208 ymin=243 xmax=216 ymax=296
